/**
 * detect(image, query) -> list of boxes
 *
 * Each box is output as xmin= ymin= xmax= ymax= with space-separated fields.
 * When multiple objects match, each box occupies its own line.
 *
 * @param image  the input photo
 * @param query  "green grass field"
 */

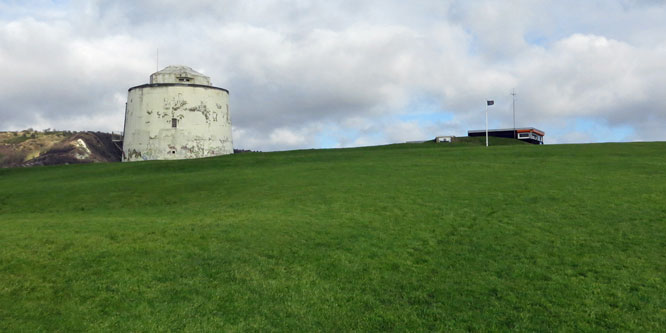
xmin=1 ymin=139 xmax=665 ymax=331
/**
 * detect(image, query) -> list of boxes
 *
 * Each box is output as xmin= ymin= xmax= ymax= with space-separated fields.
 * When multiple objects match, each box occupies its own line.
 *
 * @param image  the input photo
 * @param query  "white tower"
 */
xmin=122 ymin=66 xmax=233 ymax=162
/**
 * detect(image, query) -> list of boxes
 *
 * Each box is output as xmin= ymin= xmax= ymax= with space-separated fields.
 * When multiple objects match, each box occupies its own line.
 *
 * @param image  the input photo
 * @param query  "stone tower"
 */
xmin=122 ymin=65 xmax=233 ymax=161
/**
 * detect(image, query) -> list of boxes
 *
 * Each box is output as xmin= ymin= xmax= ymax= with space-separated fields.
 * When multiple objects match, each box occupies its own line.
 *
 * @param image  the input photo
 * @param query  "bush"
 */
xmin=0 ymin=150 xmax=27 ymax=167
xmin=4 ymin=135 xmax=30 ymax=144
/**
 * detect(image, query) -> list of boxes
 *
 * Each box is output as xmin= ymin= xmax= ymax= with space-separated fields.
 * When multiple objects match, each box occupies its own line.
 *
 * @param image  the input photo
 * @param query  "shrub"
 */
xmin=0 ymin=150 xmax=27 ymax=167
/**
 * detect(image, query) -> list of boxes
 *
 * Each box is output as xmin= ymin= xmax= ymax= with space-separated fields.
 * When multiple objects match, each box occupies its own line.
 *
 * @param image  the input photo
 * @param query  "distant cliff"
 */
xmin=0 ymin=130 xmax=121 ymax=168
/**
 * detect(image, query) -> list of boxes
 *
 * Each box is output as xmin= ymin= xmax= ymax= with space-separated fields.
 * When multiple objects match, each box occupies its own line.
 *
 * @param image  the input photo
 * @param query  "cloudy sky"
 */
xmin=1 ymin=0 xmax=665 ymax=150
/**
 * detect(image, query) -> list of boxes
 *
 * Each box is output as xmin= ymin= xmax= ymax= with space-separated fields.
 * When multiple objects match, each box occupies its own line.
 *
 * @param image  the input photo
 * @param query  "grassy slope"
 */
xmin=1 ymin=139 xmax=665 ymax=331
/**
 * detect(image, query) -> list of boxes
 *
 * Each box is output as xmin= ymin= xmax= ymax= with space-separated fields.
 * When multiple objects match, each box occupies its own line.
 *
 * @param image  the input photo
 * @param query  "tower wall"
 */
xmin=122 ymin=83 xmax=233 ymax=161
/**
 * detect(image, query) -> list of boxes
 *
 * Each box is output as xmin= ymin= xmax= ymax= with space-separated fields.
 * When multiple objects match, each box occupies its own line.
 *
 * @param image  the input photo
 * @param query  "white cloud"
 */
xmin=0 ymin=16 xmax=152 ymax=130
xmin=513 ymin=34 xmax=666 ymax=133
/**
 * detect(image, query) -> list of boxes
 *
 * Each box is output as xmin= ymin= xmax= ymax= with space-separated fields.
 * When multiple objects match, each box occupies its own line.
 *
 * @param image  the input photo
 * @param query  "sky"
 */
xmin=1 ymin=0 xmax=665 ymax=150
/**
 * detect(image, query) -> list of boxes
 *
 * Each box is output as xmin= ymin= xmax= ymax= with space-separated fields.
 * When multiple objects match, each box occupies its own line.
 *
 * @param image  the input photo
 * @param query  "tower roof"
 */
xmin=149 ymin=65 xmax=211 ymax=85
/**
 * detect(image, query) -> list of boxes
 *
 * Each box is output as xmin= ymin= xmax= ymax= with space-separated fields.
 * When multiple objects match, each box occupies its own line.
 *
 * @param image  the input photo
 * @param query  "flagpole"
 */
xmin=485 ymin=102 xmax=488 ymax=147
xmin=512 ymin=89 xmax=516 ymax=139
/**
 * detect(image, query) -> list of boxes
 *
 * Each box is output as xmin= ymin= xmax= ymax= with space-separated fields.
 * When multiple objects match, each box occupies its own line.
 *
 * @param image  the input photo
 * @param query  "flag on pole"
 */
xmin=487 ymin=100 xmax=494 ymax=106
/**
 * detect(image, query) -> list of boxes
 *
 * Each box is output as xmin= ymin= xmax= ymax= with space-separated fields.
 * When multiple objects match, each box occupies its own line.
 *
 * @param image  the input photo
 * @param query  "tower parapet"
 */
xmin=149 ymin=65 xmax=212 ymax=85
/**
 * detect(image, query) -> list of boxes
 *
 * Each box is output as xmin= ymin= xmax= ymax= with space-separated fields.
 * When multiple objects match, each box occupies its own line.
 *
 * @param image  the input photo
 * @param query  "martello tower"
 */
xmin=122 ymin=65 xmax=233 ymax=162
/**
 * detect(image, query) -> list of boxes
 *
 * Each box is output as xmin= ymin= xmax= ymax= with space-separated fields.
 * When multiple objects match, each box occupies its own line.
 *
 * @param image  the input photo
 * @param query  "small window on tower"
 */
xmin=178 ymin=77 xmax=191 ymax=82
xmin=172 ymin=118 xmax=177 ymax=128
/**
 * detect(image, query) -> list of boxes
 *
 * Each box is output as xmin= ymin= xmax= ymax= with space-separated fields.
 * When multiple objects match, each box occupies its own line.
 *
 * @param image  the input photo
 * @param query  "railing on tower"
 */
xmin=111 ymin=131 xmax=123 ymax=151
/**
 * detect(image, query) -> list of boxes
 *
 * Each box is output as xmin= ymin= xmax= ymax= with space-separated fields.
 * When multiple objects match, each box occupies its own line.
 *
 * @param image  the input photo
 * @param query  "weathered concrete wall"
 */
xmin=122 ymin=85 xmax=233 ymax=162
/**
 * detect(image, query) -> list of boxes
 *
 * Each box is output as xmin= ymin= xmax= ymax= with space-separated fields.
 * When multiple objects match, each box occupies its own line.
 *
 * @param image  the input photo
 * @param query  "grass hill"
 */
xmin=1 ymin=141 xmax=665 ymax=331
